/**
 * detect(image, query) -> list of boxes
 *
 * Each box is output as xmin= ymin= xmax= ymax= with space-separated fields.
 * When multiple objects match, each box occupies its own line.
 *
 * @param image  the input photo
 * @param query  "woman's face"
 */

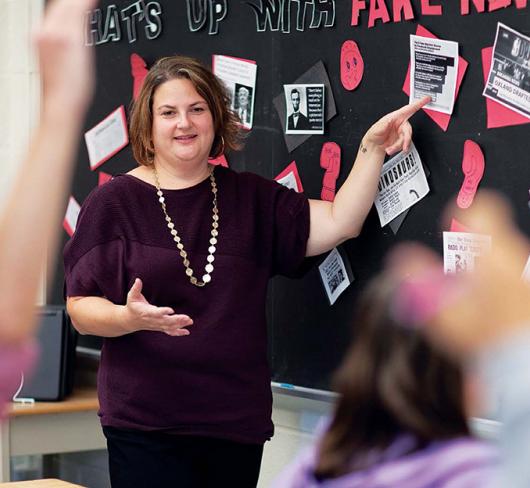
xmin=151 ymin=77 xmax=215 ymax=169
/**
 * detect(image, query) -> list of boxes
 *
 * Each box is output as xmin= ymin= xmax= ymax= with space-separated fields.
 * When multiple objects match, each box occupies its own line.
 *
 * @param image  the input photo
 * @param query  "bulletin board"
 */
xmin=50 ymin=0 xmax=530 ymax=390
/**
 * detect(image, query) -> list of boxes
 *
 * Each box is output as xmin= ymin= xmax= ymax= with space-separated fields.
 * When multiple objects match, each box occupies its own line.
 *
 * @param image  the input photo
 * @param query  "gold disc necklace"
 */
xmin=152 ymin=167 xmax=219 ymax=287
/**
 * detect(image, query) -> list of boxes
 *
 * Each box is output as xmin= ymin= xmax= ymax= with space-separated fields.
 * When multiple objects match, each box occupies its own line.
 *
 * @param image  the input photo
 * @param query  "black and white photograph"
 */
xmin=234 ymin=83 xmax=253 ymax=125
xmin=318 ymin=248 xmax=352 ymax=305
xmin=483 ymin=23 xmax=530 ymax=119
xmin=284 ymin=84 xmax=325 ymax=135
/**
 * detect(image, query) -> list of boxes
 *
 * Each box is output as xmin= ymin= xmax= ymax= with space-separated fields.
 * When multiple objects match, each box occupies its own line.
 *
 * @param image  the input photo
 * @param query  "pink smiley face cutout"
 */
xmin=340 ymin=40 xmax=364 ymax=91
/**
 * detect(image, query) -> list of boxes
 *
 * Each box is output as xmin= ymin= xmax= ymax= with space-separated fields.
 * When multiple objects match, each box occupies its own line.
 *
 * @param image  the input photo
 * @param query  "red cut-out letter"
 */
xmin=515 ymin=0 xmax=527 ymax=8
xmin=368 ymin=0 xmax=391 ymax=27
xmin=460 ymin=0 xmax=485 ymax=14
xmin=351 ymin=0 xmax=367 ymax=25
xmin=130 ymin=53 xmax=148 ymax=100
xmin=421 ymin=0 xmax=442 ymax=14
xmin=488 ymin=0 xmax=511 ymax=10
xmin=393 ymin=0 xmax=415 ymax=21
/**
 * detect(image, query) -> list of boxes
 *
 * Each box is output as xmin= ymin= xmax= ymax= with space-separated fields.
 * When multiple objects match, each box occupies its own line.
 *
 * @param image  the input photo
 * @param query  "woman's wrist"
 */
xmin=359 ymin=137 xmax=386 ymax=158
xmin=116 ymin=305 xmax=138 ymax=334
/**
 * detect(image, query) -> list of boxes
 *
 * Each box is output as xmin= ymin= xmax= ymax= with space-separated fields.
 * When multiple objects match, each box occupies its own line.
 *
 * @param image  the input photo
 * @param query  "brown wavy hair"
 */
xmin=129 ymin=55 xmax=244 ymax=166
xmin=314 ymin=275 xmax=470 ymax=480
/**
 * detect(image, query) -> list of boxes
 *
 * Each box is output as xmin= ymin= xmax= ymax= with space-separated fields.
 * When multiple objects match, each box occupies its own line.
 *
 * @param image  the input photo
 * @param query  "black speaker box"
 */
xmin=17 ymin=306 xmax=77 ymax=401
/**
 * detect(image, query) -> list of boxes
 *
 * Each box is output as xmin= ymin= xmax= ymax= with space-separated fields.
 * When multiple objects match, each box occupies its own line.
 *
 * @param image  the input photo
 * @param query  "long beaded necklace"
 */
xmin=152 ymin=166 xmax=219 ymax=287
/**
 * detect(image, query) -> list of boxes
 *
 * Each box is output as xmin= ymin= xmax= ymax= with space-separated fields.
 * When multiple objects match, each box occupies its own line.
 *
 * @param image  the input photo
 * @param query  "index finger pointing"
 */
xmin=395 ymin=95 xmax=431 ymax=121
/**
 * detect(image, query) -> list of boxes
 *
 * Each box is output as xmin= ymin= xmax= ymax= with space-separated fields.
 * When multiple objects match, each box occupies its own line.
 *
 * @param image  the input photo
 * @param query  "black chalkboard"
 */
xmin=50 ymin=0 xmax=530 ymax=390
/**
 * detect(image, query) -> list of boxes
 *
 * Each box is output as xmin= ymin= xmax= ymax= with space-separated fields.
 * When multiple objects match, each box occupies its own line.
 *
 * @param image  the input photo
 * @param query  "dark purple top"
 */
xmin=63 ymin=166 xmax=310 ymax=444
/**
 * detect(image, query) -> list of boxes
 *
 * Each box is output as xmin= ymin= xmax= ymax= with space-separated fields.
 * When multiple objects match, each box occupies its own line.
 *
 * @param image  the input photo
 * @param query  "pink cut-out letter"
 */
xmin=461 ymin=0 xmax=485 ymax=14
xmin=421 ymin=0 xmax=443 ymax=14
xmin=488 ymin=0 xmax=511 ymax=10
xmin=320 ymin=142 xmax=341 ymax=202
xmin=351 ymin=0 xmax=367 ymax=25
xmin=393 ymin=0 xmax=415 ymax=21
xmin=368 ymin=0 xmax=391 ymax=27
xmin=130 ymin=53 xmax=148 ymax=101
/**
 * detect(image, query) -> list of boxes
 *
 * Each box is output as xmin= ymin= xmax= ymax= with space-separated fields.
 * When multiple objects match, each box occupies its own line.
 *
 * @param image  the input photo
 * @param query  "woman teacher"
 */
xmin=64 ymin=55 xmax=428 ymax=488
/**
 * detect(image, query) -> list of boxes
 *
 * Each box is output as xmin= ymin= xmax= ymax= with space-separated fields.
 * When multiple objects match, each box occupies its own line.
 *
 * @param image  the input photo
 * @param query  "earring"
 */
xmin=219 ymin=135 xmax=225 ymax=155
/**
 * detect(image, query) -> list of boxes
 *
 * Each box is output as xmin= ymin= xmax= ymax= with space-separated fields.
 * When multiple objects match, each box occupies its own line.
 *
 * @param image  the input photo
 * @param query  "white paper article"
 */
xmin=483 ymin=23 xmax=530 ymax=120
xmin=374 ymin=144 xmax=429 ymax=227
xmin=84 ymin=106 xmax=129 ymax=170
xmin=443 ymin=232 xmax=491 ymax=274
xmin=410 ymin=35 xmax=459 ymax=114
xmin=318 ymin=248 xmax=351 ymax=305
xmin=212 ymin=55 xmax=257 ymax=130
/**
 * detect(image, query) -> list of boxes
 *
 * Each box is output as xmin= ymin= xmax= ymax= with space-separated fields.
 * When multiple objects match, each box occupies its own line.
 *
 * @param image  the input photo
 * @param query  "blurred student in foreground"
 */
xmin=275 ymin=190 xmax=530 ymax=487
xmin=273 ymin=274 xmax=498 ymax=487
xmin=388 ymin=191 xmax=530 ymax=488
xmin=0 ymin=0 xmax=96 ymax=413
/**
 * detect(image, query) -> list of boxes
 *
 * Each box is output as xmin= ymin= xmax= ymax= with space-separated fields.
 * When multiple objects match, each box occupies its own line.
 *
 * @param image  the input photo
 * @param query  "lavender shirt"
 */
xmin=64 ymin=167 xmax=309 ymax=444
xmin=273 ymin=434 xmax=499 ymax=488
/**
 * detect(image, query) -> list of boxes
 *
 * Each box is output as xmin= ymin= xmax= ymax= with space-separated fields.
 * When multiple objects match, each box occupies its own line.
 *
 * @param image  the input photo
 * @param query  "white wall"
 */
xmin=0 ymin=0 xmax=42 ymax=201
xmin=0 ymin=0 xmax=44 ymax=303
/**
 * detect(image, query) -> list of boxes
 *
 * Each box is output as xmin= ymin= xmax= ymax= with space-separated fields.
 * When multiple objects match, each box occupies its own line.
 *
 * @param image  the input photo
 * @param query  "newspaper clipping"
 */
xmin=483 ymin=23 xmax=530 ymax=120
xmin=318 ymin=248 xmax=352 ymax=305
xmin=212 ymin=55 xmax=257 ymax=130
xmin=410 ymin=35 xmax=459 ymax=114
xmin=443 ymin=232 xmax=491 ymax=274
xmin=374 ymin=144 xmax=429 ymax=227
xmin=284 ymin=84 xmax=325 ymax=135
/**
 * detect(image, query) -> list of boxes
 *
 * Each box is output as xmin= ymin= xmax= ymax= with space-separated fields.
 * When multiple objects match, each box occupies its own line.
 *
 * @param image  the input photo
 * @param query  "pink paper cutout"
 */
xmin=487 ymin=0 xmax=528 ymax=9
xmin=460 ymin=0 xmax=486 ymax=15
xmin=320 ymin=142 xmax=341 ymax=202
xmin=98 ymin=172 xmax=113 ymax=186
xmin=351 ymin=0 xmax=366 ymax=26
xmin=450 ymin=218 xmax=471 ymax=232
xmin=457 ymin=140 xmax=485 ymax=209
xmin=421 ymin=0 xmax=443 ymax=15
xmin=481 ymin=47 xmax=530 ymax=129
xmin=393 ymin=0 xmax=415 ymax=21
xmin=488 ymin=0 xmax=511 ymax=10
xmin=402 ymin=25 xmax=468 ymax=132
xmin=274 ymin=161 xmax=304 ymax=193
xmin=340 ymin=40 xmax=364 ymax=91
xmin=209 ymin=153 xmax=229 ymax=167
xmin=368 ymin=0 xmax=391 ymax=27
xmin=130 ymin=53 xmax=148 ymax=101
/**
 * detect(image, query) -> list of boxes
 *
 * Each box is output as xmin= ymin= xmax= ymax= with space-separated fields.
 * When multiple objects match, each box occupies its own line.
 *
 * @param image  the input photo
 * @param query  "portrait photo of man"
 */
xmin=234 ymin=83 xmax=253 ymax=126
xmin=287 ymin=88 xmax=311 ymax=131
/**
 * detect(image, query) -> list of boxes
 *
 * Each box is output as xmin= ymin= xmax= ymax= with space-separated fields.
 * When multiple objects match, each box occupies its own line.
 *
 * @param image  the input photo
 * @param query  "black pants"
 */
xmin=103 ymin=426 xmax=264 ymax=488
